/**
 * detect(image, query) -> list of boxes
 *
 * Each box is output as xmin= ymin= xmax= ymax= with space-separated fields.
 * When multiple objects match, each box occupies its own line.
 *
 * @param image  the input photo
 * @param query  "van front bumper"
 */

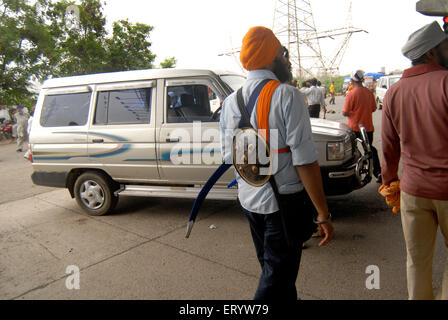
xmin=322 ymin=125 xmax=373 ymax=196
xmin=321 ymin=163 xmax=359 ymax=196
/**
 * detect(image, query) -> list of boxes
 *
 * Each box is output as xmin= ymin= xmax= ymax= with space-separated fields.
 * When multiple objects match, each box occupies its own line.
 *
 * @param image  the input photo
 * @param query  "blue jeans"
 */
xmin=242 ymin=191 xmax=316 ymax=300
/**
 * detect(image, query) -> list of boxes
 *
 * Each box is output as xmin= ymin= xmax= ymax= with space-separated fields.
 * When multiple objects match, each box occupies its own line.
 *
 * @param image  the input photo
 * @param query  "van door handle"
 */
xmin=92 ymin=139 xmax=104 ymax=143
xmin=166 ymin=137 xmax=180 ymax=143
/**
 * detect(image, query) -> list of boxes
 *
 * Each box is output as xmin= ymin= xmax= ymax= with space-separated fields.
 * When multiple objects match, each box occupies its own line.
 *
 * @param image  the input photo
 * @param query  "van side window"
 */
xmin=167 ymin=85 xmax=217 ymax=123
xmin=40 ymin=92 xmax=91 ymax=127
xmin=94 ymin=88 xmax=152 ymax=125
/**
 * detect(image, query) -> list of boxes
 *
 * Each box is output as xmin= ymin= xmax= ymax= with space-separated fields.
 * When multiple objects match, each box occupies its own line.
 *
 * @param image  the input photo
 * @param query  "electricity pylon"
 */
xmin=272 ymin=0 xmax=367 ymax=79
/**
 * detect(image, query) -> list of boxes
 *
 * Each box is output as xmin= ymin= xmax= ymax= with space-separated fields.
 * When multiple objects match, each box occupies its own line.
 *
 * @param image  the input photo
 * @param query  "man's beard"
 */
xmin=273 ymin=58 xmax=292 ymax=83
xmin=437 ymin=48 xmax=448 ymax=69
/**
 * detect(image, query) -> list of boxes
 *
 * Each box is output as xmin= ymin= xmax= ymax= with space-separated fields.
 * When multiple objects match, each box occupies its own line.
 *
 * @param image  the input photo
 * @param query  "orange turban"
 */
xmin=240 ymin=26 xmax=281 ymax=71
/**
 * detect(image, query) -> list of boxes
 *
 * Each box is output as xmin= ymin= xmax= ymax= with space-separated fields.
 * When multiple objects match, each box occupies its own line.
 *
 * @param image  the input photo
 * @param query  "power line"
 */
xmin=272 ymin=0 xmax=367 ymax=78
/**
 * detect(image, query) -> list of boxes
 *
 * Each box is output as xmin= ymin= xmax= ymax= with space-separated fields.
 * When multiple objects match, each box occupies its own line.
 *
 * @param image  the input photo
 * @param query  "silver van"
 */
xmin=30 ymin=69 xmax=372 ymax=216
xmin=375 ymin=74 xmax=402 ymax=109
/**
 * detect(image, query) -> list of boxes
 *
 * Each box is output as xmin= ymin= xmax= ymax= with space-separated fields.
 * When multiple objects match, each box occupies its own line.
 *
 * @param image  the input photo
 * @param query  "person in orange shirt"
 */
xmin=342 ymin=70 xmax=381 ymax=183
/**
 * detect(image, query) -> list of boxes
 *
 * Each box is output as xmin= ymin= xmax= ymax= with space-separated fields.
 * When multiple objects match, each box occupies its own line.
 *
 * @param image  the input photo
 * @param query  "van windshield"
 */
xmin=220 ymin=75 xmax=246 ymax=92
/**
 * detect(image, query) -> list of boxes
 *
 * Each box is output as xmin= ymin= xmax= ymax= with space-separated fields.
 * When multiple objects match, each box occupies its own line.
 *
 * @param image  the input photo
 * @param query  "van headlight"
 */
xmin=327 ymin=141 xmax=345 ymax=161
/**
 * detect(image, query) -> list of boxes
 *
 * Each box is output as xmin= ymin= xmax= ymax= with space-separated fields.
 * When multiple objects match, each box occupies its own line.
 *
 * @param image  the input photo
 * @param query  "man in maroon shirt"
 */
xmin=381 ymin=21 xmax=448 ymax=300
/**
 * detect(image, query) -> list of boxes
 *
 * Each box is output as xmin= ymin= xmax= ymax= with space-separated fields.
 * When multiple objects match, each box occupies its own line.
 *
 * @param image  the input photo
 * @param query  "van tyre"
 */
xmin=74 ymin=172 xmax=118 ymax=216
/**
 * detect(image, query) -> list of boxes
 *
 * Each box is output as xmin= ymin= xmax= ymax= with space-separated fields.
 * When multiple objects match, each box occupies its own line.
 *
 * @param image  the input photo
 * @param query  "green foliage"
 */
xmin=159 ymin=57 xmax=177 ymax=69
xmin=0 ymin=0 xmax=171 ymax=106
xmin=0 ymin=0 xmax=54 ymax=105
xmin=295 ymin=75 xmax=347 ymax=93
xmin=105 ymin=20 xmax=156 ymax=72
xmin=47 ymin=0 xmax=109 ymax=76
xmin=322 ymin=76 xmax=348 ymax=93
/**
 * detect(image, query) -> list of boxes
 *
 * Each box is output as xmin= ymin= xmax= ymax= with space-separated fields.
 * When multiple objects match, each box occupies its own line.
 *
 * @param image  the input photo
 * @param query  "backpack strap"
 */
xmin=236 ymin=79 xmax=271 ymax=129
xmin=235 ymin=79 xmax=294 ymax=247
xmin=237 ymin=80 xmax=291 ymax=154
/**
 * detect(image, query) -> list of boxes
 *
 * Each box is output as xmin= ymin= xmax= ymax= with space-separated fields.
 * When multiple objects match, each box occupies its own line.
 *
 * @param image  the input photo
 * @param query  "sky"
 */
xmin=98 ymin=0 xmax=440 ymax=76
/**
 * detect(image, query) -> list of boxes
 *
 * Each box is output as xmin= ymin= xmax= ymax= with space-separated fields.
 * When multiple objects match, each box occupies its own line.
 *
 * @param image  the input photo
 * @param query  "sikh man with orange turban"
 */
xmin=220 ymin=26 xmax=334 ymax=300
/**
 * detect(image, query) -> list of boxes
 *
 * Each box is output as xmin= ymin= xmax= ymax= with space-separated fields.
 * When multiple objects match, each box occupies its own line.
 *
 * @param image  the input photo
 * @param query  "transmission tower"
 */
xmin=272 ymin=0 xmax=367 ymax=79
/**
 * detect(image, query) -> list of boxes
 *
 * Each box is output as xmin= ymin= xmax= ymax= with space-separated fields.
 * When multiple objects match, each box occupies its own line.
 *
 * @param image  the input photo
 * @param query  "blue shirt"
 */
xmin=220 ymin=69 xmax=318 ymax=214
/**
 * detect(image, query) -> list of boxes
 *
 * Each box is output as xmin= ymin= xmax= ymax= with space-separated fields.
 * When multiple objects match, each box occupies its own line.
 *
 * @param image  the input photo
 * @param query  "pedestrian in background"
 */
xmin=380 ymin=21 xmax=448 ymax=300
xmin=346 ymin=83 xmax=354 ymax=92
xmin=342 ymin=70 xmax=382 ymax=183
xmin=329 ymin=81 xmax=336 ymax=105
xmin=0 ymin=105 xmax=11 ymax=123
xmin=300 ymin=81 xmax=310 ymax=106
xmin=13 ymin=105 xmax=29 ymax=152
xmin=317 ymin=81 xmax=326 ymax=99
xmin=300 ymin=78 xmax=325 ymax=118
xmin=317 ymin=81 xmax=327 ymax=117
xmin=24 ymin=106 xmax=35 ymax=159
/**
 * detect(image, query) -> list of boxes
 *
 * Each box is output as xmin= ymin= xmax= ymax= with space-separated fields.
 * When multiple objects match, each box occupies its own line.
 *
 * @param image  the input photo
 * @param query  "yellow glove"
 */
xmin=378 ymin=180 xmax=401 ymax=214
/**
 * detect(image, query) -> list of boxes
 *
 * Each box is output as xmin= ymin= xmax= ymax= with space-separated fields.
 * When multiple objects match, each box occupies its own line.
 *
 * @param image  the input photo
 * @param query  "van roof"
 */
xmin=383 ymin=74 xmax=403 ymax=79
xmin=41 ymin=69 xmax=241 ymax=89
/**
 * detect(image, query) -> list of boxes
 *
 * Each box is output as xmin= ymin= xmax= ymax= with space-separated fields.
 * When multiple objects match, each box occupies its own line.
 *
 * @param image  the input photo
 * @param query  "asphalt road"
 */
xmin=0 ymin=95 xmax=447 ymax=300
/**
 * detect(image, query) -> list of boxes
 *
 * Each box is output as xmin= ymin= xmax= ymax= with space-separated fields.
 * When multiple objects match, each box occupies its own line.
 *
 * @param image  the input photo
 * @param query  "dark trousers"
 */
xmin=242 ymin=191 xmax=316 ymax=300
xmin=329 ymin=94 xmax=335 ymax=105
xmin=308 ymin=104 xmax=321 ymax=118
xmin=355 ymin=131 xmax=381 ymax=178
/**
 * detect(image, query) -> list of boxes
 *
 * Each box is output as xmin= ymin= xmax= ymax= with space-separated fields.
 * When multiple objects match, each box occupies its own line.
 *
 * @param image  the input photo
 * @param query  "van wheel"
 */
xmin=74 ymin=172 xmax=118 ymax=216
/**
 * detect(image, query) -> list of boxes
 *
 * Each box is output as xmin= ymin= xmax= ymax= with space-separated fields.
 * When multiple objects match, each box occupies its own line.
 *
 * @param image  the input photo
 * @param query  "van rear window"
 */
xmin=94 ymin=88 xmax=152 ymax=125
xmin=40 ymin=92 xmax=91 ymax=127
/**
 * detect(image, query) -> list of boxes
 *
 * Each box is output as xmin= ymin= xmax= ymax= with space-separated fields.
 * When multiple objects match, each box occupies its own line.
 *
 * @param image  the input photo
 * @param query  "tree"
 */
xmin=0 ymin=0 xmax=171 ymax=107
xmin=46 ymin=0 xmax=157 ymax=76
xmin=105 ymin=19 xmax=156 ymax=72
xmin=46 ymin=0 xmax=109 ymax=76
xmin=160 ymin=57 xmax=177 ymax=69
xmin=322 ymin=76 xmax=345 ymax=93
xmin=0 ymin=0 xmax=55 ymax=106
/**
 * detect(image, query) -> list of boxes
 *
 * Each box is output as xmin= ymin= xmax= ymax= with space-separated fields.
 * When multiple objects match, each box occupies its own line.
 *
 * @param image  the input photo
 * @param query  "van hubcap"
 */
xmin=80 ymin=180 xmax=105 ymax=209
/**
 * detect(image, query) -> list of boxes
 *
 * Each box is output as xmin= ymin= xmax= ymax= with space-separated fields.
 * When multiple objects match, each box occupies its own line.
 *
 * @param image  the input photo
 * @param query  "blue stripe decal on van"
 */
xmin=89 ymin=143 xmax=132 ymax=158
xmin=33 ymin=156 xmax=77 ymax=161
xmin=34 ymin=131 xmax=131 ymax=160
xmin=160 ymin=149 xmax=220 ymax=162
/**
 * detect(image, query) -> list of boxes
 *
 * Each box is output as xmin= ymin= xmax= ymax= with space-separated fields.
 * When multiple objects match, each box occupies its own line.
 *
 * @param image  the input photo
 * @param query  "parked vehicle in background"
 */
xmin=375 ymin=74 xmax=402 ymax=109
xmin=0 ymin=120 xmax=13 ymax=140
xmin=363 ymin=72 xmax=386 ymax=95
xmin=363 ymin=75 xmax=376 ymax=93
xmin=29 ymin=69 xmax=372 ymax=216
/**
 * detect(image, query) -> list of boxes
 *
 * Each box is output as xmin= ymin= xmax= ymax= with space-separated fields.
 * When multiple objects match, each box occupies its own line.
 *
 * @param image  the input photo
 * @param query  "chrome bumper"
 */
xmin=354 ymin=125 xmax=373 ymax=187
xmin=328 ymin=165 xmax=356 ymax=179
xmin=327 ymin=125 xmax=373 ymax=188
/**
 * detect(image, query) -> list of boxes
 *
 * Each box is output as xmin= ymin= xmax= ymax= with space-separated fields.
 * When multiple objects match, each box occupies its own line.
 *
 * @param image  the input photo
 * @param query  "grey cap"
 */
xmin=402 ymin=21 xmax=447 ymax=61
xmin=350 ymin=70 xmax=364 ymax=82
